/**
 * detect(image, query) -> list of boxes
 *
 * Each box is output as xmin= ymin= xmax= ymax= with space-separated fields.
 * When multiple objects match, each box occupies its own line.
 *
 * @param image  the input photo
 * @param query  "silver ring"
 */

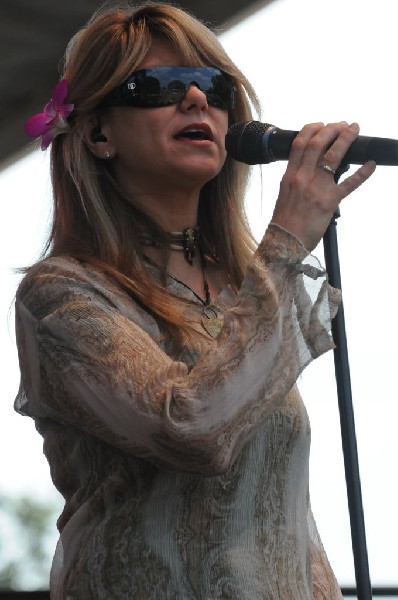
xmin=319 ymin=163 xmax=336 ymax=176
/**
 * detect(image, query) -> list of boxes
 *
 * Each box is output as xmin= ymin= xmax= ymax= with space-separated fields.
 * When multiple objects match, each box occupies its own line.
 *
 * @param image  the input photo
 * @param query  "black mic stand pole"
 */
xmin=322 ymin=184 xmax=372 ymax=599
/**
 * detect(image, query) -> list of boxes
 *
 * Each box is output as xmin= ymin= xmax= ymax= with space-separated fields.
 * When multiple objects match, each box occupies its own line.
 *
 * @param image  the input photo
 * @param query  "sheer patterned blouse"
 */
xmin=15 ymin=224 xmax=343 ymax=599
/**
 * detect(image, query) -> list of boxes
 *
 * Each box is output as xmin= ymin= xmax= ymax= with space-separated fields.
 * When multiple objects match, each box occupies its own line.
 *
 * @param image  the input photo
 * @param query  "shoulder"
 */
xmin=16 ymin=256 xmax=125 ymax=320
xmin=15 ymin=256 xmax=160 ymax=338
xmin=17 ymin=256 xmax=91 ymax=290
xmin=17 ymin=256 xmax=99 ymax=303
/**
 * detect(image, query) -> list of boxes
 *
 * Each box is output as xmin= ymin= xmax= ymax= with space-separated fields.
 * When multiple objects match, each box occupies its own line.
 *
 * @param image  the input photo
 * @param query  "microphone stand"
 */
xmin=322 ymin=186 xmax=372 ymax=599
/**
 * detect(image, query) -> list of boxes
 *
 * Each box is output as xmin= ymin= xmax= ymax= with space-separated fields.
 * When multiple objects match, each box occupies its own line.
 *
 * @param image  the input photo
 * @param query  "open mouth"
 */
xmin=174 ymin=125 xmax=213 ymax=141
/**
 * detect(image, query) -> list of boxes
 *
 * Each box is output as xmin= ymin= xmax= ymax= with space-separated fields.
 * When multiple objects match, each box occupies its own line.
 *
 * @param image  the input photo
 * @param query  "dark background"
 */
xmin=0 ymin=0 xmax=273 ymax=168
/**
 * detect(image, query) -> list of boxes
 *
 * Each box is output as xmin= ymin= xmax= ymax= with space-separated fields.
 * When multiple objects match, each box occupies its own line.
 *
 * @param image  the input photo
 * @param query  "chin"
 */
xmin=178 ymin=158 xmax=225 ymax=184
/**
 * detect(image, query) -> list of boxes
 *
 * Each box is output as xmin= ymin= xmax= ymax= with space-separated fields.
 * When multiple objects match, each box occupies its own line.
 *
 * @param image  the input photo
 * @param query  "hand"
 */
xmin=271 ymin=122 xmax=376 ymax=251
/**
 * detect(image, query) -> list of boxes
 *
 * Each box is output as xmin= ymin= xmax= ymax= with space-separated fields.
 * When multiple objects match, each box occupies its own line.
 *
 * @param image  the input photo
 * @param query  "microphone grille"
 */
xmin=226 ymin=121 xmax=270 ymax=164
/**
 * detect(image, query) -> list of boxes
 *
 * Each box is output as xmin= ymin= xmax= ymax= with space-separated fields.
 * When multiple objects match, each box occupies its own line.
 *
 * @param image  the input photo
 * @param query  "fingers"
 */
xmin=287 ymin=121 xmax=357 ymax=177
xmin=321 ymin=122 xmax=359 ymax=174
xmin=287 ymin=120 xmax=376 ymax=199
xmin=286 ymin=122 xmax=325 ymax=171
xmin=334 ymin=159 xmax=376 ymax=200
xmin=272 ymin=120 xmax=376 ymax=251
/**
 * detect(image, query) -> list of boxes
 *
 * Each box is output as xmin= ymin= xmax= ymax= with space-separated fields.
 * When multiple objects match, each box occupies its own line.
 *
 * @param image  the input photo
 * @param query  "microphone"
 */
xmin=225 ymin=120 xmax=398 ymax=166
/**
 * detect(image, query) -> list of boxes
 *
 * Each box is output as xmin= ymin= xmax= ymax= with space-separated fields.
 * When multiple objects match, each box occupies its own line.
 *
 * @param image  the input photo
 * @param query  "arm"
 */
xmin=15 ymin=225 xmax=339 ymax=476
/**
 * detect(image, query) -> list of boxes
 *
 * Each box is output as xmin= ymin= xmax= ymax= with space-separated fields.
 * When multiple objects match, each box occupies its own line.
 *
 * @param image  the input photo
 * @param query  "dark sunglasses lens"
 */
xmin=184 ymin=68 xmax=234 ymax=108
xmin=137 ymin=67 xmax=234 ymax=108
xmin=205 ymin=71 xmax=235 ymax=108
xmin=154 ymin=73 xmax=187 ymax=105
xmin=101 ymin=67 xmax=235 ymax=109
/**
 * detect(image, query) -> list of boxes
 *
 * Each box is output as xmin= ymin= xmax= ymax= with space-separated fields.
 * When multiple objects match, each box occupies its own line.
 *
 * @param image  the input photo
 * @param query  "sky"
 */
xmin=1 ymin=0 xmax=397 ymax=589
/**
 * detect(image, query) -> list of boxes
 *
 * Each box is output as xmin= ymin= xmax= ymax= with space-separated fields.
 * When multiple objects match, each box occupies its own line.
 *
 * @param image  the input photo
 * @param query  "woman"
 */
xmin=15 ymin=2 xmax=375 ymax=598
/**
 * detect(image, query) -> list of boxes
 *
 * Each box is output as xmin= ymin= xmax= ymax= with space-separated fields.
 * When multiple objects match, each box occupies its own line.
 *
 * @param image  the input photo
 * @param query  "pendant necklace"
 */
xmin=141 ymin=227 xmax=224 ymax=338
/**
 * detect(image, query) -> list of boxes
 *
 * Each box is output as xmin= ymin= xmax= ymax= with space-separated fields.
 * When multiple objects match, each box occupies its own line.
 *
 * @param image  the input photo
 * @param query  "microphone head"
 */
xmin=225 ymin=121 xmax=271 ymax=164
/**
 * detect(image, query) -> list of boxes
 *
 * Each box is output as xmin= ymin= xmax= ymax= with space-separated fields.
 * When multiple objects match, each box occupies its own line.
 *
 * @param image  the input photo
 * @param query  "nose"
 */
xmin=179 ymin=84 xmax=209 ymax=112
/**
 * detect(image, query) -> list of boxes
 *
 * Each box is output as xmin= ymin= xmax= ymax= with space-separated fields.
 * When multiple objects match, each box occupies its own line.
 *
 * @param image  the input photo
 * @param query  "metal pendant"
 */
xmin=201 ymin=305 xmax=223 ymax=338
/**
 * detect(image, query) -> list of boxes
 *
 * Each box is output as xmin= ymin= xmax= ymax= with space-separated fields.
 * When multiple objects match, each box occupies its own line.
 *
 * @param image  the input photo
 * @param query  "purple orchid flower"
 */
xmin=24 ymin=79 xmax=74 ymax=150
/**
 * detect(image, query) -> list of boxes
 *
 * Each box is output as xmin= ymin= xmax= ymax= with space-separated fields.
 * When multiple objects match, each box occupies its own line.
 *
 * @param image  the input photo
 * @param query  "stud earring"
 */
xmin=104 ymin=151 xmax=112 ymax=159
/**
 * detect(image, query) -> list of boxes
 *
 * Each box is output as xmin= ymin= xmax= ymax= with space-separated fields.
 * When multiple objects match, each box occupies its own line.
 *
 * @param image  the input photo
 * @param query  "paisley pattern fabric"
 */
xmin=14 ymin=224 xmax=343 ymax=599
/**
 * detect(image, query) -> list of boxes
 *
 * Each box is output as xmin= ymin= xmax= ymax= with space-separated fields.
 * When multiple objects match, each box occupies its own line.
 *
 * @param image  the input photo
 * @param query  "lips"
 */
xmin=174 ymin=123 xmax=214 ymax=142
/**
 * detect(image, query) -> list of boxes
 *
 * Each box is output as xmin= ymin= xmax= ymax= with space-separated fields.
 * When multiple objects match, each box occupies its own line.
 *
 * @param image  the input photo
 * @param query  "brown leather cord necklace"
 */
xmin=141 ymin=227 xmax=223 ymax=338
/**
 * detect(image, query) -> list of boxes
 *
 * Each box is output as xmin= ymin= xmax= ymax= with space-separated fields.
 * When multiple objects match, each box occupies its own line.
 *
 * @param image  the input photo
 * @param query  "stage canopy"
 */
xmin=0 ymin=0 xmax=274 ymax=169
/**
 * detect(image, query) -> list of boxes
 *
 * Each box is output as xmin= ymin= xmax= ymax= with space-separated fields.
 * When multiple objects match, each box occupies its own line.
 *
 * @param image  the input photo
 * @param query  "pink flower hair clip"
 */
xmin=24 ymin=79 xmax=74 ymax=150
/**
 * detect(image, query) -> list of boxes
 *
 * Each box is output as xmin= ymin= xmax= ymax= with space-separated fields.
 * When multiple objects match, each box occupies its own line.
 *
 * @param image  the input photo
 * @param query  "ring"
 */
xmin=319 ymin=163 xmax=336 ymax=176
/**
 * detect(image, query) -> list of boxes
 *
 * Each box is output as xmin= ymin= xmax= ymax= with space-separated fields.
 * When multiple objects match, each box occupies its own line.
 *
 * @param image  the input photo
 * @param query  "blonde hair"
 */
xmin=48 ymin=1 xmax=260 ymax=343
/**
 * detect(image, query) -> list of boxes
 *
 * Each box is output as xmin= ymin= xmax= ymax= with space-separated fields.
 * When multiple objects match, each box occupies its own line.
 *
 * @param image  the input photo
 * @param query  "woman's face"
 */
xmin=100 ymin=39 xmax=229 ymax=197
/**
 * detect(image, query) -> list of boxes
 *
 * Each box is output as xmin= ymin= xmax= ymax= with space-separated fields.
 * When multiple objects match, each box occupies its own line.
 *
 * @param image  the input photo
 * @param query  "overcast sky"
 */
xmin=1 ymin=0 xmax=397 ymax=589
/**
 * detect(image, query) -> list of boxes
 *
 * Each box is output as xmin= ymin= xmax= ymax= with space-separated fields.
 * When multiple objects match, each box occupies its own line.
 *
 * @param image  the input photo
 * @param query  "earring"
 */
xmin=104 ymin=151 xmax=112 ymax=159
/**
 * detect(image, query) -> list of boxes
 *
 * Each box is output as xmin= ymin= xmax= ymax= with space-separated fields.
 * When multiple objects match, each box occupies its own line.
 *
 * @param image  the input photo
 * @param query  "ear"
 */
xmin=83 ymin=115 xmax=116 ymax=160
xmin=90 ymin=125 xmax=107 ymax=143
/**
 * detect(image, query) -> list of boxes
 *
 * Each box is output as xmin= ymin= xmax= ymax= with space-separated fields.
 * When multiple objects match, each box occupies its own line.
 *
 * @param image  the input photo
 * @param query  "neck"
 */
xmin=141 ymin=226 xmax=201 ymax=265
xmin=120 ymin=181 xmax=201 ymax=231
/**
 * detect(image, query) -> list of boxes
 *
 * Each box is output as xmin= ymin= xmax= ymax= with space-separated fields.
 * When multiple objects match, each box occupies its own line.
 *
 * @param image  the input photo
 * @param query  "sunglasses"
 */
xmin=98 ymin=66 xmax=236 ymax=110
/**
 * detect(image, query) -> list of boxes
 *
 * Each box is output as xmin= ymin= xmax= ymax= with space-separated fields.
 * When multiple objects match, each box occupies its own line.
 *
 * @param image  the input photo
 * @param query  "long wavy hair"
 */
xmin=46 ymin=1 xmax=260 ymax=342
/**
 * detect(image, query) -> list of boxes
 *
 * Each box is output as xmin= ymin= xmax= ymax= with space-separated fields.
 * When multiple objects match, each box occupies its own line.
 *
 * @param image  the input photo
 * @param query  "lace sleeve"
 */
xmin=15 ymin=224 xmax=340 ymax=475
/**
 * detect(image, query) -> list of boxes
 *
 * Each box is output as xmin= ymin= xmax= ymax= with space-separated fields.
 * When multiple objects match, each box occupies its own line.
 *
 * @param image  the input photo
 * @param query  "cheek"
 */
xmin=114 ymin=124 xmax=155 ymax=162
xmin=117 ymin=112 xmax=170 ymax=151
xmin=219 ymin=113 xmax=229 ymax=156
xmin=218 ymin=112 xmax=229 ymax=144
xmin=107 ymin=109 xmax=151 ymax=146
xmin=219 ymin=109 xmax=229 ymax=130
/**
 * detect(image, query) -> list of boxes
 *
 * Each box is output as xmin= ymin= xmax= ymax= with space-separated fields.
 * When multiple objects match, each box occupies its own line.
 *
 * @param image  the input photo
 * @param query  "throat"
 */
xmin=140 ymin=227 xmax=203 ymax=266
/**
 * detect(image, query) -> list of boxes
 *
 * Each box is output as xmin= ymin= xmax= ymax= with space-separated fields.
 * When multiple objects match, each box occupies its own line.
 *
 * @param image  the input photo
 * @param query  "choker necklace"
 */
xmin=140 ymin=227 xmax=200 ymax=265
xmin=141 ymin=227 xmax=223 ymax=338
